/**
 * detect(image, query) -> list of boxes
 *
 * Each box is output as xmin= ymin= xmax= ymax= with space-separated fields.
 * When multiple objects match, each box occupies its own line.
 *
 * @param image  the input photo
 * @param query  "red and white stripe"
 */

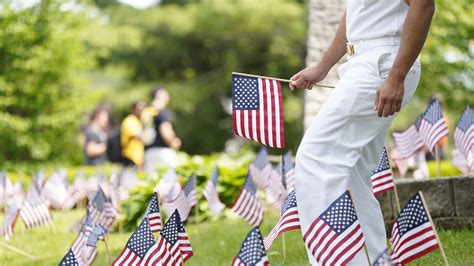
xmin=390 ymin=222 xmax=439 ymax=265
xmin=232 ymin=256 xmax=269 ymax=266
xmin=285 ymin=167 xmax=295 ymax=192
xmin=179 ymin=232 xmax=193 ymax=262
xmin=263 ymin=207 xmax=300 ymax=250
xmin=454 ymin=126 xmax=473 ymax=161
xmin=230 ymin=190 xmax=263 ymax=227
xmin=112 ymin=247 xmax=142 ymax=266
xmin=248 ymin=163 xmax=272 ymax=190
xmin=418 ymin=119 xmax=449 ymax=152
xmin=148 ymin=212 xmax=162 ymax=233
xmin=1 ymin=206 xmax=18 ymax=240
xmin=203 ymin=182 xmax=225 ymax=214
xmin=233 ymin=78 xmax=285 ymax=148
xmin=393 ymin=125 xmax=425 ymax=158
xmin=371 ymin=168 xmax=394 ymax=196
xmin=142 ymin=236 xmax=183 ymax=266
xmin=19 ymin=202 xmax=51 ymax=228
xmin=264 ymin=169 xmax=286 ymax=208
xmin=452 ymin=149 xmax=473 ymax=175
xmin=303 ymin=218 xmax=365 ymax=265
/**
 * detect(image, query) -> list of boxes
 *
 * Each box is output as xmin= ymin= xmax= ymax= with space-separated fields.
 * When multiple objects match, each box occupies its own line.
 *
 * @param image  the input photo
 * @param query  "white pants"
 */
xmin=295 ymin=46 xmax=421 ymax=265
xmin=144 ymin=147 xmax=178 ymax=173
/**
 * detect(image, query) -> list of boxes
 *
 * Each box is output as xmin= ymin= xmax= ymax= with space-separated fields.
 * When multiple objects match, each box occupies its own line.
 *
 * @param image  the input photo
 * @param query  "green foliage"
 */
xmin=120 ymin=150 xmax=254 ymax=230
xmin=427 ymin=160 xmax=462 ymax=178
xmin=0 ymin=1 xmax=101 ymax=163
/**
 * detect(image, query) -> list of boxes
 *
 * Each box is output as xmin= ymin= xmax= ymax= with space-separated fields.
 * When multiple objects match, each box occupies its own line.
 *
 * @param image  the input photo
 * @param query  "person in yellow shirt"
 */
xmin=121 ymin=101 xmax=146 ymax=167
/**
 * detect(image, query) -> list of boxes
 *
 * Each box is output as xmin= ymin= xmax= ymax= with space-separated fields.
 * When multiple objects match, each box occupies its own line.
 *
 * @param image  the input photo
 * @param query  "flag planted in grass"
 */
xmin=19 ymin=181 xmax=52 ymax=229
xmin=390 ymin=192 xmax=440 ymax=265
xmin=303 ymin=191 xmax=366 ymax=265
xmin=2 ymin=202 xmax=19 ymax=240
xmin=230 ymin=172 xmax=264 ymax=227
xmin=248 ymin=148 xmax=273 ymax=190
xmin=371 ymin=147 xmax=394 ymax=196
xmin=233 ymin=227 xmax=269 ymax=266
xmin=263 ymin=190 xmax=300 ymax=251
xmin=113 ymin=218 xmax=156 ymax=266
xmin=232 ymin=74 xmax=285 ymax=148
xmin=281 ymin=151 xmax=295 ymax=192
xmin=59 ymin=248 xmax=81 ymax=266
xmin=393 ymin=123 xmax=424 ymax=159
xmin=177 ymin=213 xmax=193 ymax=262
xmin=146 ymin=192 xmax=162 ymax=233
xmin=203 ymin=166 xmax=225 ymax=214
xmin=454 ymin=106 xmax=473 ymax=162
xmin=417 ymin=99 xmax=449 ymax=152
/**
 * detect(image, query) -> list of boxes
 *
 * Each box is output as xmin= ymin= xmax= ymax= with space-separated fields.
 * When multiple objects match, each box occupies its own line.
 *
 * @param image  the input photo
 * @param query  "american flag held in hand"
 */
xmin=417 ymin=99 xmax=449 ymax=152
xmin=263 ymin=190 xmax=300 ymax=251
xmin=146 ymin=192 xmax=162 ymax=233
xmin=303 ymin=191 xmax=366 ymax=265
xmin=203 ymin=166 xmax=225 ymax=214
xmin=232 ymin=74 xmax=285 ymax=148
xmin=232 ymin=227 xmax=269 ymax=266
xmin=393 ymin=124 xmax=425 ymax=159
xmin=454 ymin=106 xmax=473 ymax=162
xmin=113 ymin=218 xmax=156 ymax=266
xmin=390 ymin=192 xmax=439 ymax=265
xmin=142 ymin=210 xmax=184 ymax=265
xmin=19 ymin=181 xmax=52 ymax=229
xmin=230 ymin=172 xmax=264 ymax=227
xmin=371 ymin=147 xmax=395 ymax=196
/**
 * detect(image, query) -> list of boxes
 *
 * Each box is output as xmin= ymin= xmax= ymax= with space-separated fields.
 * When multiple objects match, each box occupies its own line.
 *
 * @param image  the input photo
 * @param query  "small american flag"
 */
xmin=178 ymin=213 xmax=193 ymax=262
xmin=452 ymin=149 xmax=473 ymax=175
xmin=142 ymin=210 xmax=183 ymax=265
xmin=303 ymin=191 xmax=366 ymax=265
xmin=113 ymin=218 xmax=156 ymax=266
xmin=164 ymin=174 xmax=198 ymax=222
xmin=203 ymin=166 xmax=225 ymax=214
xmin=86 ymin=224 xmax=107 ymax=247
xmin=390 ymin=192 xmax=439 ymax=265
xmin=393 ymin=124 xmax=425 ymax=158
xmin=249 ymin=148 xmax=273 ymax=189
xmin=454 ymin=106 xmax=473 ymax=162
xmin=372 ymin=249 xmax=394 ymax=266
xmin=417 ymin=99 xmax=449 ymax=152
xmin=232 ymin=74 xmax=285 ymax=148
xmin=88 ymin=187 xmax=117 ymax=229
xmin=19 ymin=181 xmax=52 ymax=228
xmin=232 ymin=227 xmax=269 ymax=266
xmin=263 ymin=190 xmax=300 ymax=250
xmin=146 ymin=192 xmax=162 ymax=233
xmin=2 ymin=202 xmax=19 ymax=240
xmin=70 ymin=214 xmax=95 ymax=265
xmin=0 ymin=171 xmax=14 ymax=208
xmin=230 ymin=172 xmax=264 ymax=227
xmin=371 ymin=147 xmax=395 ymax=196
xmin=59 ymin=248 xmax=81 ymax=266
xmin=263 ymin=168 xmax=286 ymax=209
xmin=281 ymin=151 xmax=295 ymax=192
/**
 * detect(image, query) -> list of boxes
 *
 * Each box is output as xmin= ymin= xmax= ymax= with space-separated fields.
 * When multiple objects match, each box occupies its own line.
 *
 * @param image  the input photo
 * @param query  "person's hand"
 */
xmin=374 ymin=75 xmax=405 ymax=117
xmin=171 ymin=137 xmax=181 ymax=150
xmin=289 ymin=64 xmax=330 ymax=91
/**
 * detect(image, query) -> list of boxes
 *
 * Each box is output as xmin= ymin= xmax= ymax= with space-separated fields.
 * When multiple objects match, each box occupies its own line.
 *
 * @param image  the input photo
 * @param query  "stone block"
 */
xmin=452 ymin=176 xmax=474 ymax=217
xmin=433 ymin=217 xmax=474 ymax=230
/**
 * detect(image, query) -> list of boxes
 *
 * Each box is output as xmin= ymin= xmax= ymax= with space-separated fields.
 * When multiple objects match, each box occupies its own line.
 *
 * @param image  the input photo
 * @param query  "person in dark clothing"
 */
xmin=84 ymin=105 xmax=110 ymax=165
xmin=143 ymin=87 xmax=181 ymax=172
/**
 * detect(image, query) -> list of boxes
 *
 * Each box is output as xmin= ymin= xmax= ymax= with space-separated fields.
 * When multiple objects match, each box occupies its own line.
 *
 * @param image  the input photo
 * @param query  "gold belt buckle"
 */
xmin=346 ymin=43 xmax=355 ymax=55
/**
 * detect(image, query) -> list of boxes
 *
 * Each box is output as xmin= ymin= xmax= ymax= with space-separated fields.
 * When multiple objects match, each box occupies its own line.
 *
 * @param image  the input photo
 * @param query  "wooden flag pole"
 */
xmin=232 ymin=72 xmax=335 ymax=89
xmin=104 ymin=236 xmax=112 ymax=265
xmin=435 ymin=146 xmax=442 ymax=178
xmin=279 ymin=155 xmax=287 ymax=260
xmin=419 ymin=191 xmax=449 ymax=265
xmin=348 ymin=190 xmax=371 ymax=266
xmin=392 ymin=183 xmax=401 ymax=214
xmin=0 ymin=241 xmax=37 ymax=260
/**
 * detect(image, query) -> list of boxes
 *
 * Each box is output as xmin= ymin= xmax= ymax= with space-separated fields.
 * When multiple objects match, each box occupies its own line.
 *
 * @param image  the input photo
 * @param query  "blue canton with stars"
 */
xmin=232 ymin=75 xmax=259 ymax=111
xmin=90 ymin=188 xmax=106 ymax=212
xmin=146 ymin=192 xmax=160 ymax=215
xmin=236 ymin=227 xmax=268 ymax=264
xmin=59 ymin=249 xmax=79 ymax=266
xmin=371 ymin=147 xmax=390 ymax=175
xmin=253 ymin=148 xmax=269 ymax=170
xmin=415 ymin=114 xmax=423 ymax=130
xmin=86 ymin=224 xmax=107 ymax=247
xmin=210 ymin=166 xmax=219 ymax=186
xmin=183 ymin=174 xmax=196 ymax=196
xmin=161 ymin=210 xmax=181 ymax=245
xmin=320 ymin=191 xmax=358 ymax=234
xmin=396 ymin=193 xmax=429 ymax=238
xmin=422 ymin=99 xmax=444 ymax=125
xmin=457 ymin=107 xmax=473 ymax=133
xmin=126 ymin=218 xmax=155 ymax=259
xmin=244 ymin=173 xmax=258 ymax=196
xmin=280 ymin=190 xmax=297 ymax=216
xmin=373 ymin=249 xmax=393 ymax=266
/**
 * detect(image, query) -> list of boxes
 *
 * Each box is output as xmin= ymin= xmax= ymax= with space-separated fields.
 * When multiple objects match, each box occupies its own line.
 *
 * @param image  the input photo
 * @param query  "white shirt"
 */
xmin=346 ymin=0 xmax=409 ymax=42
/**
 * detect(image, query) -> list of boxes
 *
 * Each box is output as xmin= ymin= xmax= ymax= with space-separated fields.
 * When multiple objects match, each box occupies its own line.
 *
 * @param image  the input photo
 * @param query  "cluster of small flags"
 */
xmin=393 ymin=100 xmax=473 ymax=175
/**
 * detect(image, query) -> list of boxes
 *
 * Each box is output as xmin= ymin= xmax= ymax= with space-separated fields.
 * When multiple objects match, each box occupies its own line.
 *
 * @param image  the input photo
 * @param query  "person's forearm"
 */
xmin=389 ymin=0 xmax=435 ymax=80
xmin=319 ymin=12 xmax=348 ymax=69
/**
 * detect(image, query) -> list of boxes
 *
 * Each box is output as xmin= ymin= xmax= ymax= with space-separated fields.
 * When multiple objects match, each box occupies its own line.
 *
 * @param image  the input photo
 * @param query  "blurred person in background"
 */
xmin=143 ymin=87 xmax=181 ymax=172
xmin=84 ymin=105 xmax=110 ymax=165
xmin=121 ymin=101 xmax=146 ymax=168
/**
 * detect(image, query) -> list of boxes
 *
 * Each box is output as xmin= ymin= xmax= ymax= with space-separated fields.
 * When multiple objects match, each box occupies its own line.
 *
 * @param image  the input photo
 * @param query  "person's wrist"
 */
xmin=316 ymin=60 xmax=332 ymax=72
xmin=388 ymin=67 xmax=407 ymax=83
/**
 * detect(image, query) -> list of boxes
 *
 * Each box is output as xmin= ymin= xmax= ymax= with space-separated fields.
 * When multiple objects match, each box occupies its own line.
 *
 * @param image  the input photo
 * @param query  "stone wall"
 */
xmin=304 ymin=0 xmax=345 ymax=129
xmin=377 ymin=176 xmax=474 ymax=230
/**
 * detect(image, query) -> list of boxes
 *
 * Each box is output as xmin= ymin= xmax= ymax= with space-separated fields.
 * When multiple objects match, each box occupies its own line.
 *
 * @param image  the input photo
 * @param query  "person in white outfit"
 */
xmin=290 ymin=0 xmax=435 ymax=264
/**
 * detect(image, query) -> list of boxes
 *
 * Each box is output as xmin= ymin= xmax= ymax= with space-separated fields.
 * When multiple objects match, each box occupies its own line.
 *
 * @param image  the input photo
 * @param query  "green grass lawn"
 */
xmin=1 ymin=209 xmax=473 ymax=265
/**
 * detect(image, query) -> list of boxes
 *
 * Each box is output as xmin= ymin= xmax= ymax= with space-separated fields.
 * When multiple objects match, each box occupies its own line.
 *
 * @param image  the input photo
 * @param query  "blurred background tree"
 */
xmin=0 ymin=0 xmax=472 ymax=165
